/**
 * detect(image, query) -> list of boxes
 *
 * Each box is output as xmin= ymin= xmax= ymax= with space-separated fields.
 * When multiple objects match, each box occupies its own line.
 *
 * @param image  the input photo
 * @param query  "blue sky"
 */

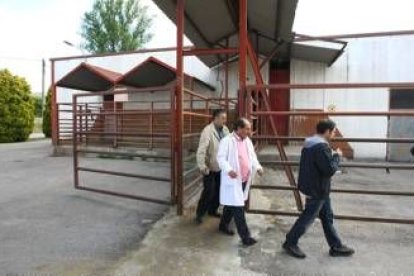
xmin=0 ymin=0 xmax=413 ymax=92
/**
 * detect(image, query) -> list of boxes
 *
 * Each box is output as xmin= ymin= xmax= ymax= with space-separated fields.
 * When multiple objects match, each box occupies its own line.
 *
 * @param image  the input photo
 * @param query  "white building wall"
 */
xmin=291 ymin=35 xmax=414 ymax=159
xmin=208 ymin=58 xmax=269 ymax=99
xmin=125 ymin=79 xmax=218 ymax=110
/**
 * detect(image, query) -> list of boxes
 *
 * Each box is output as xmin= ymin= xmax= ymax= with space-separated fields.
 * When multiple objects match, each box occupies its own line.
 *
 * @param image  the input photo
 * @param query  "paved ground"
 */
xmin=0 ymin=140 xmax=170 ymax=274
xmin=113 ymin=167 xmax=414 ymax=275
xmin=2 ymin=140 xmax=414 ymax=274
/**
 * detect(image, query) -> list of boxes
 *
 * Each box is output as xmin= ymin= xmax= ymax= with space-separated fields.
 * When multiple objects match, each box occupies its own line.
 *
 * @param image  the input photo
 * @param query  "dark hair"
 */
xmin=410 ymin=146 xmax=414 ymax=156
xmin=316 ymin=119 xmax=336 ymax=134
xmin=212 ymin=109 xmax=226 ymax=119
xmin=233 ymin=117 xmax=249 ymax=131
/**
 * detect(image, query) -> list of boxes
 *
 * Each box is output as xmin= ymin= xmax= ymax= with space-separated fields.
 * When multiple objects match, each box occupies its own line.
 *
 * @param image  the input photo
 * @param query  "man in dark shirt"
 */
xmin=283 ymin=119 xmax=354 ymax=259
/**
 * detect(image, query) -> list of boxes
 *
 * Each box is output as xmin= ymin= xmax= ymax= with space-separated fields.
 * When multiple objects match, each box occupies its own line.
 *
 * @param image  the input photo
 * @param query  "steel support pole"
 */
xmin=225 ymin=38 xmax=229 ymax=113
xmin=149 ymin=102 xmax=154 ymax=150
xmin=72 ymin=95 xmax=79 ymax=189
xmin=176 ymin=0 xmax=185 ymax=215
xmin=51 ymin=61 xmax=58 ymax=146
xmin=238 ymin=0 xmax=248 ymax=116
xmin=170 ymin=88 xmax=177 ymax=204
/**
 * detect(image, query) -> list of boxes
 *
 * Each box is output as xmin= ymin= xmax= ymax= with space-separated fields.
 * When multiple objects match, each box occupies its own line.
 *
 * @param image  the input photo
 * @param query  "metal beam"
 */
xmin=247 ymin=82 xmax=414 ymax=90
xmin=294 ymin=33 xmax=347 ymax=45
xmin=51 ymin=61 xmax=58 ymax=146
xmin=183 ymin=47 xmax=238 ymax=56
xmin=254 ymin=136 xmax=414 ymax=143
xmin=251 ymin=185 xmax=414 ymax=196
xmin=175 ymin=0 xmax=185 ymax=215
xmin=259 ymin=40 xmax=284 ymax=69
xmin=294 ymin=29 xmax=414 ymax=42
xmin=260 ymin=161 xmax=414 ymax=170
xmin=252 ymin=111 xmax=414 ymax=116
xmin=238 ymin=0 xmax=248 ymax=115
xmin=50 ymin=46 xmax=192 ymax=62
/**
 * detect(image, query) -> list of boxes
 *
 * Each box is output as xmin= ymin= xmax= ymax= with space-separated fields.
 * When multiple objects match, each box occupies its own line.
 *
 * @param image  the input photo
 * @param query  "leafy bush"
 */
xmin=42 ymin=89 xmax=52 ymax=138
xmin=0 ymin=69 xmax=35 ymax=143
xmin=33 ymin=95 xmax=43 ymax=117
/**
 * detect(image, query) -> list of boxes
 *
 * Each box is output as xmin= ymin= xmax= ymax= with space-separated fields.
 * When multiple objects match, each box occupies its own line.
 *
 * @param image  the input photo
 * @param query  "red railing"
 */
xmin=71 ymin=86 xmax=175 ymax=205
xmin=179 ymin=87 xmax=237 ymax=214
xmin=243 ymin=83 xmax=414 ymax=224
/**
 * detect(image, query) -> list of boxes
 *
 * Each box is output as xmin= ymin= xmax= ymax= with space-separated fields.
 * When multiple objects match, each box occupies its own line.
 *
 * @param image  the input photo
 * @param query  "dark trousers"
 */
xmin=196 ymin=171 xmax=221 ymax=218
xmin=286 ymin=197 xmax=342 ymax=248
xmin=219 ymin=182 xmax=250 ymax=240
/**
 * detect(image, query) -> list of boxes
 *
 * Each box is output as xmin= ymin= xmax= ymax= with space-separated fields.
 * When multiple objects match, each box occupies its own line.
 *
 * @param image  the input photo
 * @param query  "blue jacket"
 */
xmin=298 ymin=135 xmax=340 ymax=199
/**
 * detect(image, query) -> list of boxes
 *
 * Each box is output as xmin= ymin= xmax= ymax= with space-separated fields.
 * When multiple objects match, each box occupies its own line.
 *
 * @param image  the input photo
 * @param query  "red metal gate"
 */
xmin=243 ymin=83 xmax=414 ymax=224
xmin=71 ymin=86 xmax=175 ymax=205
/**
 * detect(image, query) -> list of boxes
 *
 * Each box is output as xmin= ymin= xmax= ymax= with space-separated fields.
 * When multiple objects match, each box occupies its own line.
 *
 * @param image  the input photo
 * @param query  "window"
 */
xmin=390 ymin=90 xmax=414 ymax=109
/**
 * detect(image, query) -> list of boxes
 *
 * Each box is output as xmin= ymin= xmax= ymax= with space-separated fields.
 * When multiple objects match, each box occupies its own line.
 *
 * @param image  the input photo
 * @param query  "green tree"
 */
xmin=42 ymin=89 xmax=52 ymax=138
xmin=33 ymin=95 xmax=43 ymax=117
xmin=81 ymin=0 xmax=153 ymax=53
xmin=0 ymin=69 xmax=35 ymax=143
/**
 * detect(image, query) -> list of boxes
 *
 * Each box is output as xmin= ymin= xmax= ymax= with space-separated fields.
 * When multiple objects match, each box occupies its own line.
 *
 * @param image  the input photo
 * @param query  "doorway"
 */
xmin=269 ymin=67 xmax=290 ymax=140
xmin=388 ymin=89 xmax=414 ymax=162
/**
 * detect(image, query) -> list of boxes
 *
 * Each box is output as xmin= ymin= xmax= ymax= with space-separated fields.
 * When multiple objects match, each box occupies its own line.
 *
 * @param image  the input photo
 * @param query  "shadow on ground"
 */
xmin=113 ymin=167 xmax=414 ymax=275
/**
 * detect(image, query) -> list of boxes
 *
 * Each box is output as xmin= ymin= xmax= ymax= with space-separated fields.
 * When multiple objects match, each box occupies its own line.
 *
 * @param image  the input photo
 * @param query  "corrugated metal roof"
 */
xmin=291 ymin=43 xmax=344 ymax=65
xmin=56 ymin=63 xmax=122 ymax=91
xmin=153 ymin=0 xmax=298 ymax=67
xmin=57 ymin=58 xmax=215 ymax=92
xmin=117 ymin=57 xmax=215 ymax=90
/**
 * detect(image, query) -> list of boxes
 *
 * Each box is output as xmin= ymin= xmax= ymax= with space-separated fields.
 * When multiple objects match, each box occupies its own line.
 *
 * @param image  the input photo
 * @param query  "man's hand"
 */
xmin=228 ymin=170 xmax=238 ymax=179
xmin=200 ymin=167 xmax=210 ymax=175
xmin=257 ymin=168 xmax=264 ymax=176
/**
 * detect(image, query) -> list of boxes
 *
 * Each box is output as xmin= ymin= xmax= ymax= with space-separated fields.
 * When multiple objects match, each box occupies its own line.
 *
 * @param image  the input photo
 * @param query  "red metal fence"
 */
xmin=71 ymin=86 xmax=175 ymax=205
xmin=242 ymin=83 xmax=414 ymax=224
xmin=64 ymin=84 xmax=237 ymax=211
xmin=179 ymin=88 xmax=237 ymax=214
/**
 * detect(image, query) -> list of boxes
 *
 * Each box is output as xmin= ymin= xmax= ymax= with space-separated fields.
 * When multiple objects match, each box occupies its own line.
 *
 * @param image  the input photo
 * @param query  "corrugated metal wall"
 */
xmin=291 ymin=35 xmax=414 ymax=159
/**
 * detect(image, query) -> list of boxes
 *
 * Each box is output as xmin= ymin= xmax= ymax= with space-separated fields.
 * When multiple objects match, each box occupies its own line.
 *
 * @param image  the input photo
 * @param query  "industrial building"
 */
xmin=49 ymin=0 xmax=414 ymax=223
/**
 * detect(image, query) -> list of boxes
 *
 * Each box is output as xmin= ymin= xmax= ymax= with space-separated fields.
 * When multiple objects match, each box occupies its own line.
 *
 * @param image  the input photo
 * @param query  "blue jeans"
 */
xmin=286 ymin=197 xmax=342 ymax=248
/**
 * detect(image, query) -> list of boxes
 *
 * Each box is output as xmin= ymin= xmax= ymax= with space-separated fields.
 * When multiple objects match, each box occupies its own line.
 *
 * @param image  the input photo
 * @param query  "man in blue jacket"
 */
xmin=283 ymin=119 xmax=354 ymax=259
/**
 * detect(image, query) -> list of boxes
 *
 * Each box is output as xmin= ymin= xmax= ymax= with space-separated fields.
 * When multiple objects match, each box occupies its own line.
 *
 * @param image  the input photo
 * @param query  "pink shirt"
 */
xmin=235 ymin=133 xmax=250 ymax=182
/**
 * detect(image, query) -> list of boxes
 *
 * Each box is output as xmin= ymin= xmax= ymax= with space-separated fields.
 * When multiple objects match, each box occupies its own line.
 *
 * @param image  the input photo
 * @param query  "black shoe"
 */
xmin=194 ymin=216 xmax=203 ymax=225
xmin=329 ymin=245 xmax=355 ymax=257
xmin=242 ymin=237 xmax=257 ymax=246
xmin=219 ymin=225 xmax=235 ymax=236
xmin=208 ymin=212 xmax=221 ymax=218
xmin=283 ymin=242 xmax=306 ymax=259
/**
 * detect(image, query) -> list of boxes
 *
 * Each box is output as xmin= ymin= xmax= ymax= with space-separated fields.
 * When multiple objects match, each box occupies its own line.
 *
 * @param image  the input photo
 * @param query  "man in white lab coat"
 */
xmin=216 ymin=118 xmax=263 ymax=246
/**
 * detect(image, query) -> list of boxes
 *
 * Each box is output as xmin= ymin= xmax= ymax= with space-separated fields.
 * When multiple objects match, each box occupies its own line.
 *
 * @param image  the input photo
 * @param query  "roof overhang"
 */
xmin=56 ymin=63 xmax=122 ymax=91
xmin=291 ymin=42 xmax=346 ymax=66
xmin=56 ymin=58 xmax=215 ymax=93
xmin=291 ymin=43 xmax=344 ymax=66
xmin=117 ymin=57 xmax=215 ymax=91
xmin=118 ymin=57 xmax=177 ymax=88
xmin=153 ymin=0 xmax=298 ymax=67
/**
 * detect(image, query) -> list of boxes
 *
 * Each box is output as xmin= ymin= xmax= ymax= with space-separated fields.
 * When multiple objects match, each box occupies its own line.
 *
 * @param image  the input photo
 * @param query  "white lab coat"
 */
xmin=217 ymin=133 xmax=263 ymax=206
